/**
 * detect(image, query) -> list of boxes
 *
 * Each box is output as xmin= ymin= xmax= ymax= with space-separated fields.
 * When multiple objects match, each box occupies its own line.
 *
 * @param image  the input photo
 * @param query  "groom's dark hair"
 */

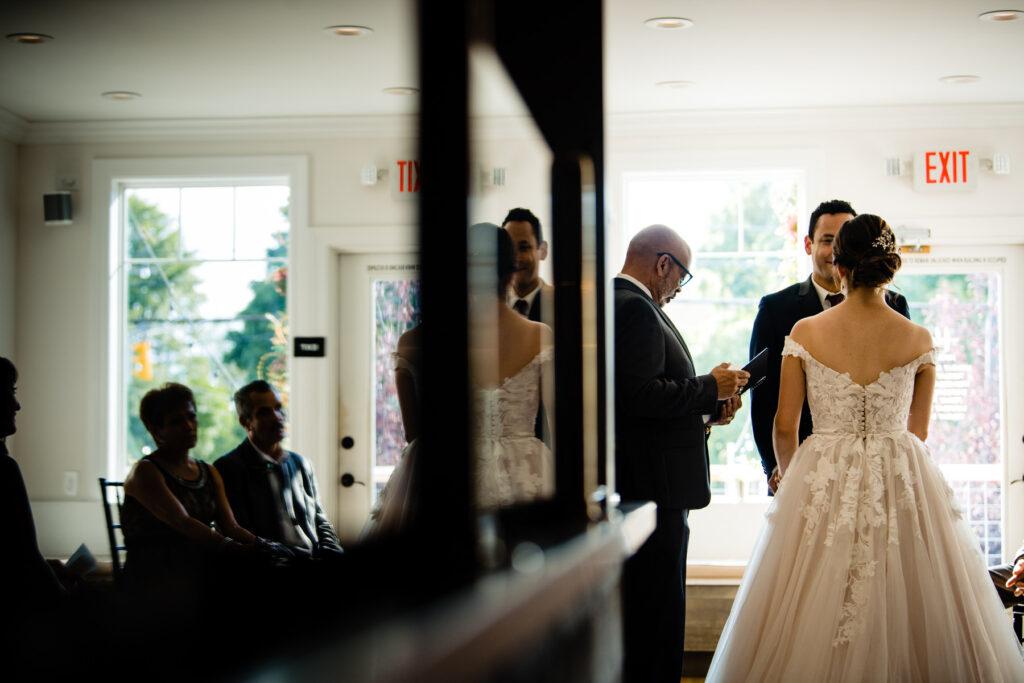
xmin=502 ymin=207 xmax=543 ymax=245
xmin=808 ymin=199 xmax=857 ymax=240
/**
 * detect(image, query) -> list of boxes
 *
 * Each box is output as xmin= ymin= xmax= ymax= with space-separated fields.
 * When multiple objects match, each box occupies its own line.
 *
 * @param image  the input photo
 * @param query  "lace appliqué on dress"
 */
xmin=473 ymin=347 xmax=554 ymax=510
xmin=781 ymin=337 xmax=949 ymax=647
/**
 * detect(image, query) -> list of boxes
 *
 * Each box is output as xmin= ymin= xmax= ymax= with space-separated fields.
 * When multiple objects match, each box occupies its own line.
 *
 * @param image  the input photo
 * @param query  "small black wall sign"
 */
xmin=294 ymin=337 xmax=326 ymax=357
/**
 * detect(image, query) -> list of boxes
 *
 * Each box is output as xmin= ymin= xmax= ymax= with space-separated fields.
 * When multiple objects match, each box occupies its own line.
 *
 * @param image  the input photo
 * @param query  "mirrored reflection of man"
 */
xmin=503 ymin=207 xmax=553 ymax=443
xmin=214 ymin=380 xmax=342 ymax=558
xmin=502 ymin=207 xmax=552 ymax=322
xmin=614 ymin=225 xmax=747 ymax=683
xmin=749 ymin=200 xmax=911 ymax=493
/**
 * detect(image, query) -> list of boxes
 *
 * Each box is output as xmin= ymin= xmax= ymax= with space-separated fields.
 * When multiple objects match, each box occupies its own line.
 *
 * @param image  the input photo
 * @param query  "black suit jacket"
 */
xmin=522 ymin=284 xmax=553 ymax=442
xmin=214 ymin=440 xmax=341 ymax=553
xmin=749 ymin=276 xmax=911 ymax=477
xmin=614 ymin=278 xmax=719 ymax=510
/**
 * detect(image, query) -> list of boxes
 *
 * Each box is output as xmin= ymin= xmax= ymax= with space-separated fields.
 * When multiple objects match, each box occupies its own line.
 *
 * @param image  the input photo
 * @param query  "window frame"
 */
xmin=93 ymin=156 xmax=308 ymax=480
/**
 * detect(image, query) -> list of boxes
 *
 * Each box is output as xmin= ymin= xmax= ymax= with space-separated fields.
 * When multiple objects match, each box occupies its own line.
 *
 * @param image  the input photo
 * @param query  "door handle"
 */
xmin=340 ymin=473 xmax=365 ymax=487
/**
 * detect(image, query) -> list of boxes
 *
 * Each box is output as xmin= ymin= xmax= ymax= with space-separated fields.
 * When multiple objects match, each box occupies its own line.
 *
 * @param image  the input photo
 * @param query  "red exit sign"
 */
xmin=913 ymin=149 xmax=978 ymax=191
xmin=390 ymin=159 xmax=420 ymax=200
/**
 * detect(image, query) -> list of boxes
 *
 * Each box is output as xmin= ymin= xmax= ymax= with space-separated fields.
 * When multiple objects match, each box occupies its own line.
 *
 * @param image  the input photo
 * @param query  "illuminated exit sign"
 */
xmin=913 ymin=149 xmax=978 ymax=191
xmin=390 ymin=159 xmax=420 ymax=200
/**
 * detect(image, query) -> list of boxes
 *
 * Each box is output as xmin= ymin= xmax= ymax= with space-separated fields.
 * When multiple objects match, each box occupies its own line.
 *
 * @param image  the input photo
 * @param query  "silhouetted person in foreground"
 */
xmin=0 ymin=356 xmax=65 ymax=614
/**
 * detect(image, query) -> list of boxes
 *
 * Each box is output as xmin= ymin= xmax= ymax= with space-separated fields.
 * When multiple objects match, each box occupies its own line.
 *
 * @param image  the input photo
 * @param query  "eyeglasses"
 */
xmin=657 ymin=252 xmax=694 ymax=288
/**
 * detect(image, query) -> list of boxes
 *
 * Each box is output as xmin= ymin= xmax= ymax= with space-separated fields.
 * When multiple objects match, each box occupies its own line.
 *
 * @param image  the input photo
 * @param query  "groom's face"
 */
xmin=805 ymin=213 xmax=852 ymax=290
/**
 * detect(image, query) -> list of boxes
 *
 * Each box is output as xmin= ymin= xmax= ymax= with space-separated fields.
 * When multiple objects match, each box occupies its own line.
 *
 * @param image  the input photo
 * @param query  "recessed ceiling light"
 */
xmin=644 ymin=17 xmax=694 ymax=30
xmin=383 ymin=87 xmax=419 ymax=95
xmin=323 ymin=25 xmax=373 ymax=37
xmin=656 ymin=80 xmax=695 ymax=89
xmin=978 ymin=9 xmax=1024 ymax=22
xmin=938 ymin=75 xmax=981 ymax=85
xmin=101 ymin=91 xmax=142 ymax=100
xmin=6 ymin=32 xmax=54 ymax=44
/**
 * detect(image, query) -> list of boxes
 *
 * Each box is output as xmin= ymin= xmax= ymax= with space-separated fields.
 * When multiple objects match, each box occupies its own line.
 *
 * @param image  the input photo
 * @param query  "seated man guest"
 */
xmin=214 ymin=380 xmax=342 ymax=557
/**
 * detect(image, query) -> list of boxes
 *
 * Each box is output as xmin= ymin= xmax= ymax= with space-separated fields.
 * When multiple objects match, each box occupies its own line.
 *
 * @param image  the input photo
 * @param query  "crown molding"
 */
xmin=607 ymin=103 xmax=1024 ymax=137
xmin=19 ymin=114 xmax=419 ymax=145
xmin=0 ymin=108 xmax=29 ymax=143
xmin=12 ymin=102 xmax=1024 ymax=145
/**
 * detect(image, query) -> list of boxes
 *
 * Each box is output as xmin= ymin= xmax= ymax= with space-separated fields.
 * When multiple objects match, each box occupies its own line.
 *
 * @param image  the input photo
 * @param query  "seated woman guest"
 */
xmin=122 ymin=383 xmax=269 ymax=598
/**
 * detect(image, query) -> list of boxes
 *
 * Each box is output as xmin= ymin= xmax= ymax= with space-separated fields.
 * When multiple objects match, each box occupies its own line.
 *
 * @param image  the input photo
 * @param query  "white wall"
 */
xmin=11 ymin=104 xmax=1024 ymax=558
xmin=0 ymin=137 xmax=16 ymax=356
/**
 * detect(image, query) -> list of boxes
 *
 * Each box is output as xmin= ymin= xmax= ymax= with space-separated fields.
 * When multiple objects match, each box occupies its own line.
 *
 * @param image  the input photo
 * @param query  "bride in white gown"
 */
xmin=365 ymin=224 xmax=553 ymax=536
xmin=468 ymin=223 xmax=554 ymax=510
xmin=707 ymin=214 xmax=1024 ymax=682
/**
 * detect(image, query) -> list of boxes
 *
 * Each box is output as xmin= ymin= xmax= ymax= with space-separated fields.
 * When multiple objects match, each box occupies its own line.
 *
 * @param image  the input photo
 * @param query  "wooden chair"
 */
xmin=98 ymin=477 xmax=127 ymax=588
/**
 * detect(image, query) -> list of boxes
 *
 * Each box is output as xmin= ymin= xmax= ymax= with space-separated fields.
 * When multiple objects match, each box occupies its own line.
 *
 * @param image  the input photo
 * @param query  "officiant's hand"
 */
xmin=711 ymin=363 xmax=749 ymax=399
xmin=708 ymin=395 xmax=741 ymax=426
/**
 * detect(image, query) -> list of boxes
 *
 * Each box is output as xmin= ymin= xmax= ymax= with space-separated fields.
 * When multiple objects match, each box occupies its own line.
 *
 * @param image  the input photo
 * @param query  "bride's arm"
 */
xmin=773 ymin=354 xmax=806 ymax=478
xmin=907 ymin=364 xmax=936 ymax=442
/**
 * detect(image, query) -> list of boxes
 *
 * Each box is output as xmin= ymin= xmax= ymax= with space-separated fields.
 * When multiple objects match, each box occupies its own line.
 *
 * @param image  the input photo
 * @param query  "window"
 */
xmin=892 ymin=269 xmax=1004 ymax=565
xmin=115 ymin=182 xmax=290 ymax=471
xmin=622 ymin=170 xmax=805 ymax=500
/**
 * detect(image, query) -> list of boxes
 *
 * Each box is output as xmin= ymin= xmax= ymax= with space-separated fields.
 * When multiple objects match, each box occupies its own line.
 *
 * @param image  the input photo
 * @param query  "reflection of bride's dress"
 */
xmin=474 ymin=347 xmax=554 ymax=510
xmin=362 ymin=354 xmax=421 ymax=539
xmin=707 ymin=337 xmax=1024 ymax=682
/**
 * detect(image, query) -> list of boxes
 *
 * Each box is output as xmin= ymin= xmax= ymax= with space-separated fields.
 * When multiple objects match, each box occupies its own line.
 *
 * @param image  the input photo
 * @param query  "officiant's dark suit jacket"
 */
xmin=614 ymin=277 xmax=719 ymax=683
xmin=749 ymin=275 xmax=910 ymax=478
xmin=614 ymin=278 xmax=719 ymax=510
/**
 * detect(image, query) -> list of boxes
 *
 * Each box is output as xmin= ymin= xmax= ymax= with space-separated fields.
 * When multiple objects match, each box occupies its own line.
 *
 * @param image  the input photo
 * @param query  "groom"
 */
xmin=614 ymin=224 xmax=747 ymax=683
xmin=749 ymin=200 xmax=910 ymax=492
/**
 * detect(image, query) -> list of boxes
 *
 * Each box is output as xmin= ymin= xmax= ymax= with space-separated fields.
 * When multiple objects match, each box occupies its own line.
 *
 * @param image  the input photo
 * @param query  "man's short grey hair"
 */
xmin=234 ymin=379 xmax=276 ymax=420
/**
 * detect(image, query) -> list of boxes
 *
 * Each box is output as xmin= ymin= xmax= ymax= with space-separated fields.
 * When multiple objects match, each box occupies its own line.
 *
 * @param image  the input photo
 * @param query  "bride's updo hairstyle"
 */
xmin=468 ymin=222 xmax=516 ymax=299
xmin=832 ymin=214 xmax=902 ymax=289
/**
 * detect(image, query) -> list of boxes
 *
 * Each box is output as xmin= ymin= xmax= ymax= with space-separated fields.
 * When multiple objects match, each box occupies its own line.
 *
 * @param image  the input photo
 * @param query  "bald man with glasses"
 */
xmin=614 ymin=224 xmax=748 ymax=683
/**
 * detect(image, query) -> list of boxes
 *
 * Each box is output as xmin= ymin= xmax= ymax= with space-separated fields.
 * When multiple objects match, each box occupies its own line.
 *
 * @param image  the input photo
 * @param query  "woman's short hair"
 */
xmin=139 ymin=383 xmax=195 ymax=437
xmin=832 ymin=214 xmax=902 ymax=289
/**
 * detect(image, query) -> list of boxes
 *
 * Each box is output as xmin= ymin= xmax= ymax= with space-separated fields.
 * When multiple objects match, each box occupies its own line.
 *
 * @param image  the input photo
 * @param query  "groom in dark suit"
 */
xmin=750 ymin=199 xmax=910 ymax=491
xmin=614 ymin=224 xmax=748 ymax=683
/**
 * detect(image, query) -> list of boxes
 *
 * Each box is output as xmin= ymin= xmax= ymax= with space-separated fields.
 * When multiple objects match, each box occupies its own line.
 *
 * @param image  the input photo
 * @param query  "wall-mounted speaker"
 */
xmin=44 ymin=192 xmax=72 ymax=225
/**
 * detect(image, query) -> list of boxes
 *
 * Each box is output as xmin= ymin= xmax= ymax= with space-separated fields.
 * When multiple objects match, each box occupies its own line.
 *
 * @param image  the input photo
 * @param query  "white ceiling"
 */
xmin=1 ymin=0 xmax=1022 ymax=125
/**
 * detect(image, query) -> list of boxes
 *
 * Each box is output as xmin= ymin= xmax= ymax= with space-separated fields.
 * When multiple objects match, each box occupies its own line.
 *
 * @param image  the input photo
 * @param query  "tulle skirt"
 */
xmin=360 ymin=438 xmax=420 ymax=540
xmin=706 ymin=431 xmax=1024 ymax=683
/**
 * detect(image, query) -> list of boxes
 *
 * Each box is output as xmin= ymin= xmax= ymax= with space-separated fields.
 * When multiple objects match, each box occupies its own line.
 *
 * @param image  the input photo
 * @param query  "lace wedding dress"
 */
xmin=706 ymin=337 xmax=1024 ymax=682
xmin=474 ymin=347 xmax=554 ymax=510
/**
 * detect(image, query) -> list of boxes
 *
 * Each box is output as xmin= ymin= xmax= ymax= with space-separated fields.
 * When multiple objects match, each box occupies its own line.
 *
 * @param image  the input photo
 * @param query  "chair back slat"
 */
xmin=98 ymin=477 xmax=127 ymax=588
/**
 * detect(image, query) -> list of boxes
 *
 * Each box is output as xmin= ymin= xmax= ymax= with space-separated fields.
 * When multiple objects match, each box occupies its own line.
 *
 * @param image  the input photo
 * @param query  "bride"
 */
xmin=706 ymin=214 xmax=1024 ymax=682
xmin=468 ymin=222 xmax=554 ymax=510
xmin=364 ymin=223 xmax=553 ymax=536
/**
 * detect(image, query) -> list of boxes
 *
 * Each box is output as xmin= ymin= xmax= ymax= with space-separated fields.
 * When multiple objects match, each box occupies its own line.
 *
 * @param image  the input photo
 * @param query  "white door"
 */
xmin=336 ymin=253 xmax=420 ymax=542
xmin=895 ymin=244 xmax=1024 ymax=564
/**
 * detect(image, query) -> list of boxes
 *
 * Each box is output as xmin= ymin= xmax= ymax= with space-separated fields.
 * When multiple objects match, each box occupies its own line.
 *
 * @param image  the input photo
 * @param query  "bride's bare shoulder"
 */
xmin=906 ymin=321 xmax=934 ymax=356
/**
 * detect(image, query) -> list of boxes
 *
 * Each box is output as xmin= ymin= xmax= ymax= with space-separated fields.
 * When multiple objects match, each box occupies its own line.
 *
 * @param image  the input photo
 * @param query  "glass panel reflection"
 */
xmin=468 ymin=43 xmax=556 ymax=517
